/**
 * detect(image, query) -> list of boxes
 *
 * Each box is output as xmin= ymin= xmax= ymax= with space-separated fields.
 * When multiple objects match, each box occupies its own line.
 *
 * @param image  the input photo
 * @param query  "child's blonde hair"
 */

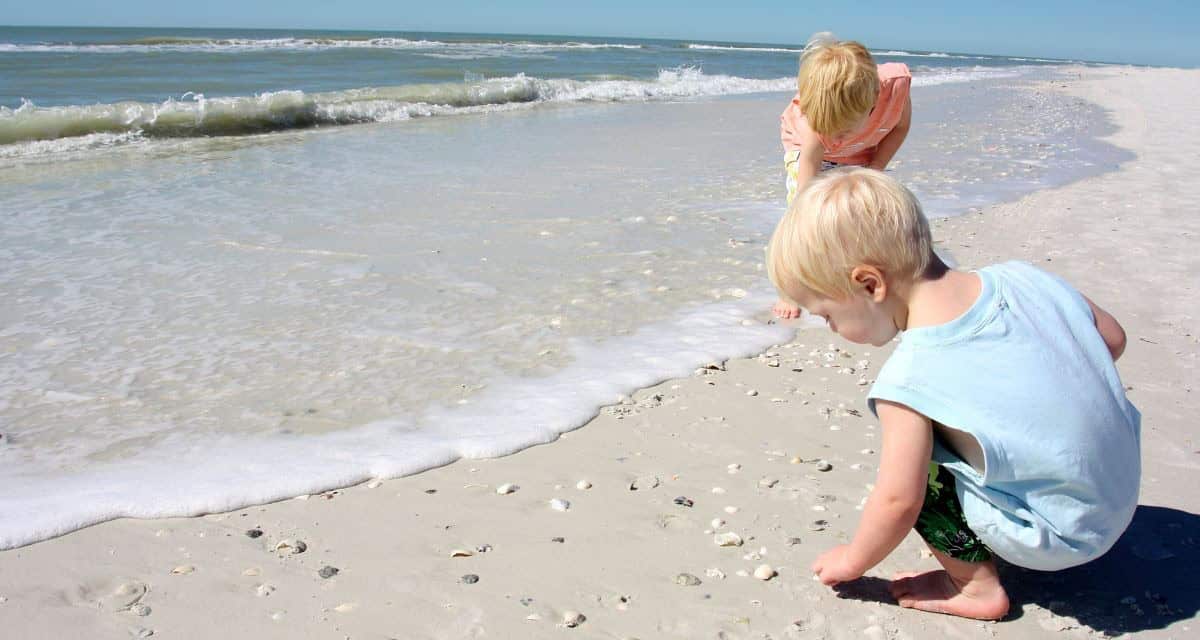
xmin=767 ymin=167 xmax=933 ymax=301
xmin=796 ymin=33 xmax=879 ymax=136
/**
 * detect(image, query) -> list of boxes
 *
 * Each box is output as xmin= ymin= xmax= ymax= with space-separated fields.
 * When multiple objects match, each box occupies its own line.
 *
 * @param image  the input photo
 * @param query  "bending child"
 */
xmin=776 ymin=34 xmax=912 ymax=319
xmin=767 ymin=168 xmax=1140 ymax=620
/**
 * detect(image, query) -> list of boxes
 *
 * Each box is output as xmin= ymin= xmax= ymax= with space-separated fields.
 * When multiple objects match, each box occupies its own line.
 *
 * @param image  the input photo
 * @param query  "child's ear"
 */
xmin=851 ymin=265 xmax=887 ymax=302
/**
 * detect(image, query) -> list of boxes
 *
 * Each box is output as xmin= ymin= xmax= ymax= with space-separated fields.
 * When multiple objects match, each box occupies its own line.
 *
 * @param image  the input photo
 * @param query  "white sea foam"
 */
xmin=0 ymin=293 xmax=791 ymax=549
xmin=0 ymin=65 xmax=1031 ymax=154
xmin=0 ymin=37 xmax=645 ymax=54
xmin=685 ymin=43 xmax=804 ymax=53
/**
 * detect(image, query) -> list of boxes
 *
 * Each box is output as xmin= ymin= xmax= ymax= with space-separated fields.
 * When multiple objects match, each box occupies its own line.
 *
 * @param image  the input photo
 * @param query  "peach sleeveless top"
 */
xmin=780 ymin=62 xmax=911 ymax=166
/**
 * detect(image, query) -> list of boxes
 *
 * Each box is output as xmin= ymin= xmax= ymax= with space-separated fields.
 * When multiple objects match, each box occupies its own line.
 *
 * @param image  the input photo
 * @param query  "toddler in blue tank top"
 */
xmin=766 ymin=167 xmax=1139 ymax=620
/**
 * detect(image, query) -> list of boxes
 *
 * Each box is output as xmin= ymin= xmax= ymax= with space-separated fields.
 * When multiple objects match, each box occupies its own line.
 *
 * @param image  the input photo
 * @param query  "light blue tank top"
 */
xmin=868 ymin=261 xmax=1141 ymax=570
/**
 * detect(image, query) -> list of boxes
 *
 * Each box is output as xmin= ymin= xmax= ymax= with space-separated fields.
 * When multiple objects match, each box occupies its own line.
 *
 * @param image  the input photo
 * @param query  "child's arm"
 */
xmin=812 ymin=400 xmax=932 ymax=585
xmin=792 ymin=126 xmax=825 ymax=192
xmin=1084 ymin=295 xmax=1127 ymax=361
xmin=866 ymin=95 xmax=912 ymax=171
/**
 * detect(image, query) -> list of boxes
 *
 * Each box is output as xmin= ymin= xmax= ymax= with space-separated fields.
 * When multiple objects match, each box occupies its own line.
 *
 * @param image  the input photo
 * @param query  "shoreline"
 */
xmin=1 ymin=65 xmax=1197 ymax=639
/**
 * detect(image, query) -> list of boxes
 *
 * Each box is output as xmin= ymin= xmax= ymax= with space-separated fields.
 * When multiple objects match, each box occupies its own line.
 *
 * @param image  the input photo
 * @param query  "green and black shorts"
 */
xmin=915 ymin=463 xmax=993 ymax=563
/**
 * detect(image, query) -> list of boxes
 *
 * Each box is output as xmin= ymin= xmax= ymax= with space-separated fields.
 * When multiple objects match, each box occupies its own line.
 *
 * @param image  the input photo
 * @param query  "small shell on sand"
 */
xmin=711 ymin=518 xmax=726 ymax=529
xmin=727 ymin=463 xmax=741 ymax=472
xmin=754 ymin=564 xmax=778 ymax=581
xmin=561 ymin=610 xmax=586 ymax=628
xmin=242 ymin=568 xmax=261 ymax=577
xmin=711 ymin=487 xmax=726 ymax=494
xmin=575 ymin=480 xmax=592 ymax=490
xmin=675 ymin=573 xmax=702 ymax=586
xmin=745 ymin=389 xmax=759 ymax=396
xmin=460 ymin=574 xmax=480 ymax=584
xmin=628 ymin=475 xmax=660 ymax=491
xmin=130 ymin=603 xmax=152 ymax=617
xmin=815 ymin=460 xmax=833 ymax=472
xmin=496 ymin=483 xmax=519 ymax=495
xmin=724 ymin=506 xmax=739 ymax=514
xmin=808 ymin=520 xmax=828 ymax=532
xmin=366 ymin=480 xmax=383 ymax=489
xmin=758 ymin=477 xmax=779 ymax=489
xmin=706 ymin=568 xmax=727 ymax=579
xmin=450 ymin=549 xmax=475 ymax=558
xmin=333 ymin=603 xmax=358 ymax=613
xmin=549 ymin=498 xmax=571 ymax=512
xmin=714 ymin=532 xmax=744 ymax=547
xmin=274 ymin=539 xmax=307 ymax=554
xmin=255 ymin=584 xmax=276 ymax=597
xmin=170 ymin=565 xmax=195 ymax=575
xmin=318 ymin=566 xmax=339 ymax=579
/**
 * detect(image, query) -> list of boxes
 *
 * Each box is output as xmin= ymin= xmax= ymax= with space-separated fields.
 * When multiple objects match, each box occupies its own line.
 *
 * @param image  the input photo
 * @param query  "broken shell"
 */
xmin=815 ymin=460 xmax=833 ymax=472
xmin=170 ymin=565 xmax=195 ymax=575
xmin=496 ymin=483 xmax=519 ymax=495
xmin=129 ymin=603 xmax=151 ymax=617
xmin=274 ymin=539 xmax=307 ymax=554
xmin=808 ymin=520 xmax=828 ymax=532
xmin=724 ymin=506 xmax=739 ymax=514
xmin=758 ymin=477 xmax=779 ymax=489
xmin=333 ymin=603 xmax=358 ymax=613
xmin=673 ymin=496 xmax=694 ymax=507
xmin=675 ymin=573 xmax=702 ymax=586
xmin=628 ymin=475 xmax=660 ymax=491
xmin=754 ymin=564 xmax=778 ymax=581
xmin=450 ymin=549 xmax=475 ymax=558
xmin=575 ymin=480 xmax=592 ymax=490
xmin=562 ymin=610 xmax=586 ymax=628
xmin=460 ymin=574 xmax=480 ymax=584
xmin=711 ymin=518 xmax=726 ymax=529
xmin=549 ymin=498 xmax=570 ymax=512
xmin=714 ymin=532 xmax=744 ymax=547
xmin=366 ymin=479 xmax=383 ymax=489
xmin=318 ymin=566 xmax=339 ymax=579
xmin=255 ymin=584 xmax=276 ymax=597
xmin=242 ymin=568 xmax=261 ymax=576
xmin=727 ymin=463 xmax=741 ymax=472
xmin=706 ymin=568 xmax=727 ymax=579
xmin=745 ymin=389 xmax=759 ymax=397
xmin=711 ymin=487 xmax=726 ymax=494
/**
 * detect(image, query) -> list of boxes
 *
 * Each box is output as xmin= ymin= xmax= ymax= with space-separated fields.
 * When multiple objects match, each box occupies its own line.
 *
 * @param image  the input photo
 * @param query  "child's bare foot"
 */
xmin=773 ymin=299 xmax=801 ymax=319
xmin=889 ymin=551 xmax=1009 ymax=620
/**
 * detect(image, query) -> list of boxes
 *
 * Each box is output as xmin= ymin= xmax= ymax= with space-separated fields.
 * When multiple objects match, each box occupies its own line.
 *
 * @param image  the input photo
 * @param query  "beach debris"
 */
xmin=551 ymin=537 xmax=566 ymax=543
xmin=673 ymin=496 xmax=694 ymax=508
xmin=727 ymin=463 xmax=741 ymax=473
xmin=808 ymin=520 xmax=828 ymax=532
xmin=129 ymin=603 xmax=152 ymax=617
xmin=787 ymin=537 xmax=803 ymax=546
xmin=724 ymin=506 xmax=739 ymax=514
xmin=706 ymin=568 xmax=727 ymax=580
xmin=754 ymin=564 xmax=778 ymax=581
xmin=255 ymin=584 xmax=276 ymax=597
xmin=496 ymin=483 xmax=519 ymax=495
xmin=815 ymin=460 xmax=833 ymax=472
xmin=758 ymin=477 xmax=780 ymax=489
xmin=244 ymin=528 xmax=264 ymax=539
xmin=130 ymin=627 xmax=154 ymax=638
xmin=450 ymin=549 xmax=475 ymax=558
xmin=575 ymin=480 xmax=592 ymax=490
xmin=628 ymin=475 xmax=660 ymax=491
xmin=318 ymin=566 xmax=340 ymax=579
xmin=274 ymin=539 xmax=307 ymax=554
xmin=745 ymin=389 xmax=759 ymax=397
xmin=549 ymin=498 xmax=571 ymax=512
xmin=714 ymin=532 xmax=744 ymax=547
xmin=675 ymin=573 xmax=702 ymax=586
xmin=460 ymin=574 xmax=480 ymax=585
xmin=703 ymin=362 xmax=726 ymax=372
xmin=170 ymin=565 xmax=195 ymax=575
xmin=766 ymin=360 xmax=781 ymax=367
xmin=711 ymin=518 xmax=726 ymax=529
xmin=476 ymin=544 xmax=493 ymax=553
xmin=424 ymin=488 xmax=438 ymax=494
xmin=561 ymin=610 xmax=586 ymax=628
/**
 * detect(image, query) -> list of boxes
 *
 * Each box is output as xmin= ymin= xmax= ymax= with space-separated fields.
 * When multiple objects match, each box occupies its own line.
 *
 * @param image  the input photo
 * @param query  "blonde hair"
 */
xmin=767 ymin=167 xmax=933 ymax=301
xmin=796 ymin=33 xmax=879 ymax=136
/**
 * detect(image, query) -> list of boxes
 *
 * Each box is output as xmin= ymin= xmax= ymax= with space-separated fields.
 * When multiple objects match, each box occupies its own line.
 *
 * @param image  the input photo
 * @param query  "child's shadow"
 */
xmin=832 ymin=505 xmax=1200 ymax=635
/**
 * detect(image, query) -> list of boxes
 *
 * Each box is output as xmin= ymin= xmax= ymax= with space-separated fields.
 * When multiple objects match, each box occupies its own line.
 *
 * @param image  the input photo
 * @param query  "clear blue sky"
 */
xmin=2 ymin=0 xmax=1196 ymax=67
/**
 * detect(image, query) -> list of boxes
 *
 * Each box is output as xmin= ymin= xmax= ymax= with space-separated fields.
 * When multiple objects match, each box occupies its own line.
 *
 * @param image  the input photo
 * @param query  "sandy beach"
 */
xmin=1 ymin=65 xmax=1197 ymax=640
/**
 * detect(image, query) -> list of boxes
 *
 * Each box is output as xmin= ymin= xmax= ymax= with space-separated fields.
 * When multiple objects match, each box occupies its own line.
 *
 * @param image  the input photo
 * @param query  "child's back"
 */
xmin=868 ymin=260 xmax=1141 ymax=570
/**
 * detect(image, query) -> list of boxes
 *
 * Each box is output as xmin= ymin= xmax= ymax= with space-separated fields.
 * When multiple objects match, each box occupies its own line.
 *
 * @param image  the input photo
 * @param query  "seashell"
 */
xmin=758 ymin=477 xmax=779 ymax=489
xmin=526 ymin=613 xmax=542 ymax=621
xmin=815 ymin=460 xmax=833 ymax=472
xmin=255 ymin=584 xmax=276 ymax=597
xmin=706 ymin=568 xmax=727 ymax=579
xmin=724 ymin=506 xmax=739 ymax=514
xmin=711 ymin=518 xmax=725 ymax=529
xmin=727 ymin=463 xmax=741 ymax=472
xmin=766 ymin=360 xmax=780 ymax=367
xmin=450 ymin=549 xmax=475 ymax=558
xmin=561 ymin=610 xmax=586 ymax=628
xmin=787 ymin=536 xmax=803 ymax=545
xmin=808 ymin=519 xmax=828 ymax=532
xmin=714 ymin=532 xmax=744 ymax=547
xmin=274 ymin=539 xmax=307 ymax=554
xmin=242 ymin=568 xmax=261 ymax=576
xmin=366 ymin=480 xmax=383 ymax=489
xmin=170 ymin=565 xmax=195 ymax=575
xmin=628 ymin=475 xmax=660 ymax=491
xmin=495 ymin=483 xmax=519 ymax=495
xmin=549 ymin=498 xmax=570 ymax=512
xmin=754 ymin=564 xmax=778 ymax=581
xmin=460 ymin=574 xmax=480 ymax=584
xmin=745 ymin=389 xmax=759 ymax=397
xmin=475 ymin=544 xmax=492 ymax=553
xmin=575 ymin=480 xmax=592 ymax=490
xmin=550 ymin=536 xmax=565 ymax=543
xmin=333 ymin=602 xmax=358 ymax=613
xmin=675 ymin=573 xmax=702 ymax=586
xmin=244 ymin=528 xmax=263 ymax=539
xmin=130 ymin=603 xmax=152 ymax=617
xmin=318 ymin=566 xmax=339 ymax=579
xmin=711 ymin=487 xmax=726 ymax=494
xmin=672 ymin=496 xmax=694 ymax=508
xmin=131 ymin=627 xmax=154 ymax=639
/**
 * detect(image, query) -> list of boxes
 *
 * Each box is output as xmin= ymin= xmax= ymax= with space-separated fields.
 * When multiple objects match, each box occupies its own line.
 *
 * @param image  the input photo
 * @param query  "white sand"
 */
xmin=1 ymin=66 xmax=1197 ymax=640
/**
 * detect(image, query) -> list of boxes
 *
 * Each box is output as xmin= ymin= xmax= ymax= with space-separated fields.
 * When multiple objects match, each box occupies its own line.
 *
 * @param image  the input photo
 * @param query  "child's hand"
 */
xmin=811 ymin=544 xmax=864 ymax=586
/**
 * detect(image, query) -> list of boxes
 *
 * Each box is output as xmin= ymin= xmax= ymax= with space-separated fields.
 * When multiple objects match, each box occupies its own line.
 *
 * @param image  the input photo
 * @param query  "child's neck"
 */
xmin=897 ymin=264 xmax=983 ymax=332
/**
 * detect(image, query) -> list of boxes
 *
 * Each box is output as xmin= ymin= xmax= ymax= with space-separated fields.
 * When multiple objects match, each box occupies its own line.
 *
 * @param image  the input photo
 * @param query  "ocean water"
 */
xmin=0 ymin=27 xmax=1130 ymax=548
